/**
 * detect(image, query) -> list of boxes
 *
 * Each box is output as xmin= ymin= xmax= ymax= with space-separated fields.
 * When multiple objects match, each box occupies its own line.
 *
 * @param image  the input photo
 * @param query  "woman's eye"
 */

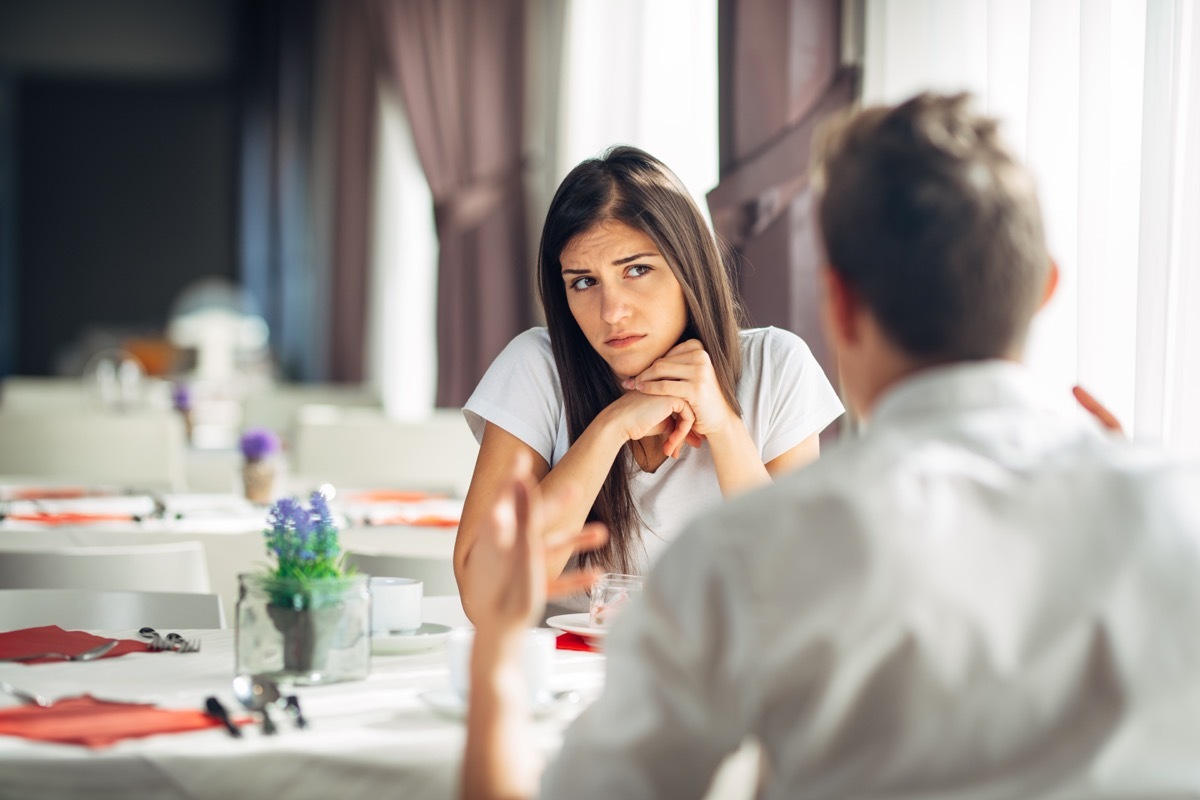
xmin=568 ymin=276 xmax=596 ymax=291
xmin=627 ymin=265 xmax=651 ymax=278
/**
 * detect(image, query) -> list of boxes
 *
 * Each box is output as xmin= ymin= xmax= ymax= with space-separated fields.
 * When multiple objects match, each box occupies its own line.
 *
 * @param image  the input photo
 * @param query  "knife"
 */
xmin=204 ymin=696 xmax=243 ymax=738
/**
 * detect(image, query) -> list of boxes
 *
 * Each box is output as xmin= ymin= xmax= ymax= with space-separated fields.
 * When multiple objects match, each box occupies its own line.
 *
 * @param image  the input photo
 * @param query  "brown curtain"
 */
xmin=365 ymin=0 xmax=532 ymax=407
xmin=708 ymin=0 xmax=857 ymax=436
xmin=327 ymin=0 xmax=377 ymax=382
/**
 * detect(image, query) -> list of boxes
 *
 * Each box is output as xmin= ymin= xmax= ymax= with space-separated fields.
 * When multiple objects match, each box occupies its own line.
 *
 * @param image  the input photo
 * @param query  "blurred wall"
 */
xmin=0 ymin=0 xmax=239 ymax=376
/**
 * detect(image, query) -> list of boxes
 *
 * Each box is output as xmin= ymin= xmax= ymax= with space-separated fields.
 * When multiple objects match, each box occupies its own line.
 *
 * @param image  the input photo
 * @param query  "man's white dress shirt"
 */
xmin=542 ymin=361 xmax=1200 ymax=799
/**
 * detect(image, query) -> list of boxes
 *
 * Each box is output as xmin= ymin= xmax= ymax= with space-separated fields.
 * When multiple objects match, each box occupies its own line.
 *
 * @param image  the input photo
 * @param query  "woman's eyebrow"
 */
xmin=612 ymin=251 xmax=658 ymax=265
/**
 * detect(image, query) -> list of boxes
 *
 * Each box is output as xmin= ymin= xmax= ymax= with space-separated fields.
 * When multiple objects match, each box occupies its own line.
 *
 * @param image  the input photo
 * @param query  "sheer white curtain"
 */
xmin=863 ymin=0 xmax=1200 ymax=455
xmin=366 ymin=1 xmax=718 ymax=415
xmin=367 ymin=85 xmax=438 ymax=419
xmin=558 ymin=0 xmax=719 ymax=216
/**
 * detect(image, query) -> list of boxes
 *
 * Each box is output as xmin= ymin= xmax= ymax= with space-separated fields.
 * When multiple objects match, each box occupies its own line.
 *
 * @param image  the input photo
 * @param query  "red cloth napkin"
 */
xmin=0 ymin=626 xmax=148 ymax=664
xmin=346 ymin=490 xmax=446 ymax=503
xmin=555 ymin=632 xmax=601 ymax=654
xmin=5 ymin=512 xmax=136 ymax=526
xmin=7 ymin=487 xmax=91 ymax=501
xmin=0 ymin=695 xmax=229 ymax=747
xmin=371 ymin=515 xmax=459 ymax=528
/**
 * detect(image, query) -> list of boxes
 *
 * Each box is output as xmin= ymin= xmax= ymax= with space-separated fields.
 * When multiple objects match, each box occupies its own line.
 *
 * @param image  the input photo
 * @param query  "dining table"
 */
xmin=0 ymin=597 xmax=608 ymax=800
xmin=0 ymin=487 xmax=461 ymax=621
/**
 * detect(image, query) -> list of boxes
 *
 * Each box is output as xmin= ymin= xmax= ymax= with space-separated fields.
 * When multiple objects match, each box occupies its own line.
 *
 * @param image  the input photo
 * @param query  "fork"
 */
xmin=0 ymin=639 xmax=118 ymax=663
xmin=140 ymin=629 xmax=200 ymax=653
xmin=0 ymin=679 xmax=50 ymax=707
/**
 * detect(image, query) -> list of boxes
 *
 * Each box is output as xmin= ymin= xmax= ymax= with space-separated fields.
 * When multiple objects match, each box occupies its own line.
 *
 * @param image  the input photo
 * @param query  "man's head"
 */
xmin=814 ymin=93 xmax=1053 ymax=414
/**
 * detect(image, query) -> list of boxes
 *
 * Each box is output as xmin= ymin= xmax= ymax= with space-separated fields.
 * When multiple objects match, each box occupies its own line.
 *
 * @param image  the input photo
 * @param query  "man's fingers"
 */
xmin=1073 ymin=385 xmax=1124 ymax=434
xmin=547 ymin=568 xmax=601 ymax=600
xmin=544 ymin=521 xmax=608 ymax=556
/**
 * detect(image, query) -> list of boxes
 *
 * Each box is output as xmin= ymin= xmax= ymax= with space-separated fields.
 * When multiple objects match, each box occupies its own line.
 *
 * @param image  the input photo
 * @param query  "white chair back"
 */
xmin=0 ymin=588 xmax=225 ymax=630
xmin=241 ymin=384 xmax=382 ymax=438
xmin=345 ymin=550 xmax=459 ymax=596
xmin=0 ymin=409 xmax=187 ymax=490
xmin=292 ymin=408 xmax=478 ymax=497
xmin=0 ymin=542 xmax=212 ymax=594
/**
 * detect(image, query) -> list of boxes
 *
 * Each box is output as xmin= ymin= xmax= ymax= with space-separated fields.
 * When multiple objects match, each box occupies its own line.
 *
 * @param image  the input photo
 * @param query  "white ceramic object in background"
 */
xmin=368 ymin=576 xmax=423 ymax=634
xmin=447 ymin=628 xmax=556 ymax=703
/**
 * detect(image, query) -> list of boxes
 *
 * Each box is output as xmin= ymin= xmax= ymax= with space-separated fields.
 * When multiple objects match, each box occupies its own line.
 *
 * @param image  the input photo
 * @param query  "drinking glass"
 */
xmin=588 ymin=573 xmax=644 ymax=628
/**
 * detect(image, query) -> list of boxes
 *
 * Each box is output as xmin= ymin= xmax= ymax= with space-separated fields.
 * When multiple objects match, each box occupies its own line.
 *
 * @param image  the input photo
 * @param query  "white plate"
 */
xmin=417 ymin=688 xmax=581 ymax=720
xmin=545 ymin=613 xmax=608 ymax=643
xmin=371 ymin=623 xmax=454 ymax=655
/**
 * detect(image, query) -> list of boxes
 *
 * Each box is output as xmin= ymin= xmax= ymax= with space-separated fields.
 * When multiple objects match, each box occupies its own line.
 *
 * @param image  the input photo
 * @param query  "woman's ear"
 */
xmin=1039 ymin=259 xmax=1060 ymax=310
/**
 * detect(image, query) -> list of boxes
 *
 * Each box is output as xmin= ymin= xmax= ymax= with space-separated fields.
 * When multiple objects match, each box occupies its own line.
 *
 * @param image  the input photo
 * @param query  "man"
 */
xmin=461 ymin=93 xmax=1200 ymax=798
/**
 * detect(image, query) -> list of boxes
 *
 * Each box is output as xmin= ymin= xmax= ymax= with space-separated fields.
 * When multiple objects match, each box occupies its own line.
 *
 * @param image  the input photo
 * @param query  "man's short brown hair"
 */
xmin=814 ymin=93 xmax=1049 ymax=361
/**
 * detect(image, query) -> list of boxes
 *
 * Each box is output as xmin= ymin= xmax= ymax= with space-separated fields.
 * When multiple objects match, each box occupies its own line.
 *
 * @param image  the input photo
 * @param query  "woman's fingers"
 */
xmin=663 ymin=402 xmax=695 ymax=458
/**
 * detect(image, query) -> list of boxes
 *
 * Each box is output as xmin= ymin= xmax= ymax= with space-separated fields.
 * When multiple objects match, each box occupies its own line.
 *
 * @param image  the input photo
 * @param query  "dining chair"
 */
xmin=344 ymin=550 xmax=459 ymax=597
xmin=240 ymin=383 xmax=382 ymax=439
xmin=0 ymin=541 xmax=212 ymax=595
xmin=0 ymin=588 xmax=225 ymax=630
xmin=291 ymin=408 xmax=479 ymax=497
xmin=0 ymin=409 xmax=187 ymax=491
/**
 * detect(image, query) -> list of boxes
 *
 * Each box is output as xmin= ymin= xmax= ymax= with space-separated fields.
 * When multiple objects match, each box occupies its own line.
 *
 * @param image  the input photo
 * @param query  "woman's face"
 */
xmin=559 ymin=220 xmax=689 ymax=380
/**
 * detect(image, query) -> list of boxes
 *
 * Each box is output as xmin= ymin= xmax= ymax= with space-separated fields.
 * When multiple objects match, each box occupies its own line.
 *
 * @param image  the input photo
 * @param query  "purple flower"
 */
xmin=171 ymin=382 xmax=192 ymax=412
xmin=240 ymin=427 xmax=281 ymax=461
xmin=262 ymin=493 xmax=345 ymax=580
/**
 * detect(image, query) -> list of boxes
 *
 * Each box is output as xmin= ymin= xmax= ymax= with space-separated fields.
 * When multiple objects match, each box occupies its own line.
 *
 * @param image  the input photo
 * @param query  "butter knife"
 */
xmin=204 ymin=696 xmax=242 ymax=738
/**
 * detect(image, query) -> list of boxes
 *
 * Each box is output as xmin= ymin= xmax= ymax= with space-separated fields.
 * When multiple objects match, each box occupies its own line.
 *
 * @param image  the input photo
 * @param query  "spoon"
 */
xmin=231 ymin=674 xmax=279 ymax=735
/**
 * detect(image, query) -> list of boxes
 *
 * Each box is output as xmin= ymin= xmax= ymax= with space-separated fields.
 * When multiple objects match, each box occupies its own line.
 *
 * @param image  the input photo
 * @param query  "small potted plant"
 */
xmin=235 ymin=491 xmax=369 ymax=684
xmin=240 ymin=427 xmax=281 ymax=505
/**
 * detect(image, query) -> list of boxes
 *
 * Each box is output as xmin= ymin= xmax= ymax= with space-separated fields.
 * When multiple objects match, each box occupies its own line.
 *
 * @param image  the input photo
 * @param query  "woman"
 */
xmin=455 ymin=146 xmax=843 ymax=618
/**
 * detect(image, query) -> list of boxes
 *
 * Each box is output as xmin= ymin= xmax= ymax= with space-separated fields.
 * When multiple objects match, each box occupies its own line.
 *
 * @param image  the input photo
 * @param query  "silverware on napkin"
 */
xmin=204 ymin=696 xmax=242 ymax=738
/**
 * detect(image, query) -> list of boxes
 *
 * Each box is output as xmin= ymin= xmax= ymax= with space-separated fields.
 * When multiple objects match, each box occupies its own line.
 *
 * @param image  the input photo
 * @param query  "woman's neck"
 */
xmin=630 ymin=434 xmax=669 ymax=474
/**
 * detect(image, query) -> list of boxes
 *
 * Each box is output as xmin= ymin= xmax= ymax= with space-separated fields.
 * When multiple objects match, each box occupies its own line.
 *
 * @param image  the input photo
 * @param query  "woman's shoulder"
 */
xmin=494 ymin=327 xmax=555 ymax=365
xmin=737 ymin=325 xmax=814 ymax=362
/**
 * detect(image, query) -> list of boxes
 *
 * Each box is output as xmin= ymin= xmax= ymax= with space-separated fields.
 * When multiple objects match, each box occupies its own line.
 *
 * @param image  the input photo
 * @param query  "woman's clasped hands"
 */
xmin=616 ymin=339 xmax=736 ymax=459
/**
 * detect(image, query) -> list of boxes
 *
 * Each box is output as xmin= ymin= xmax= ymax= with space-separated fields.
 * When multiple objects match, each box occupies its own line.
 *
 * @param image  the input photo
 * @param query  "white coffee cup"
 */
xmin=369 ymin=576 xmax=423 ymax=634
xmin=447 ymin=628 xmax=556 ymax=704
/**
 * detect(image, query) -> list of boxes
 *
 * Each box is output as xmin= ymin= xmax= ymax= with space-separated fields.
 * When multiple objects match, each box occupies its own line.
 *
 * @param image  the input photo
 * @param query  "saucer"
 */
xmin=545 ymin=613 xmax=608 ymax=644
xmin=371 ymin=623 xmax=453 ymax=655
xmin=417 ymin=688 xmax=581 ymax=720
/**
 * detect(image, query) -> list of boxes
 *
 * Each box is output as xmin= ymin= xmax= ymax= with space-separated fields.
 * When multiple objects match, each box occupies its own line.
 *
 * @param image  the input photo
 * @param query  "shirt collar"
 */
xmin=869 ymin=359 xmax=1060 ymax=429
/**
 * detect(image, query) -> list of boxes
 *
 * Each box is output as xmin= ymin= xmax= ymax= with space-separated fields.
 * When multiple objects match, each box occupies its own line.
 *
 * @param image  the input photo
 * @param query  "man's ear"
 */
xmin=1039 ymin=259 xmax=1060 ymax=310
xmin=821 ymin=266 xmax=860 ymax=346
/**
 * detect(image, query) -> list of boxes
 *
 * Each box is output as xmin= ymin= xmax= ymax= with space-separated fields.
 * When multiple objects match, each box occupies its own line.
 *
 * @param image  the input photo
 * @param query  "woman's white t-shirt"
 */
xmin=463 ymin=326 xmax=844 ymax=581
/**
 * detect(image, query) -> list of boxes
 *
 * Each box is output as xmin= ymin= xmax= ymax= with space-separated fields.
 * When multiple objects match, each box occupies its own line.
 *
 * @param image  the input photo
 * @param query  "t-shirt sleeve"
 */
xmin=462 ymin=328 xmax=563 ymax=465
xmin=755 ymin=328 xmax=844 ymax=463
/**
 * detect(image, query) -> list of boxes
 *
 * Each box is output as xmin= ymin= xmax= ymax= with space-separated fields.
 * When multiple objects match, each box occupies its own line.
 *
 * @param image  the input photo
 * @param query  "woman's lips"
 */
xmin=605 ymin=334 xmax=645 ymax=348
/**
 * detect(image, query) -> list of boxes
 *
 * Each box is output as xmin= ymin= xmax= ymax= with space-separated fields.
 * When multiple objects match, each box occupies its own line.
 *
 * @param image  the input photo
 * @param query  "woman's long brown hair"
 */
xmin=536 ymin=146 xmax=744 ymax=573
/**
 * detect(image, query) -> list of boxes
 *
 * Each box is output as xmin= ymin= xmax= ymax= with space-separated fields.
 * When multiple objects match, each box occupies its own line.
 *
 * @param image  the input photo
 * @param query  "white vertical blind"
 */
xmin=863 ymin=0 xmax=1200 ymax=455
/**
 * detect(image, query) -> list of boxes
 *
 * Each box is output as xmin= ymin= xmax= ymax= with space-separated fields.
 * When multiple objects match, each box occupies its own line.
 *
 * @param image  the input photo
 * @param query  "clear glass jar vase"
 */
xmin=235 ymin=573 xmax=370 ymax=685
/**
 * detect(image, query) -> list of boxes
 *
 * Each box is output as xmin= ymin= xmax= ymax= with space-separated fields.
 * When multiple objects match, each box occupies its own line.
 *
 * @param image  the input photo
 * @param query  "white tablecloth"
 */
xmin=0 ymin=597 xmax=606 ymax=800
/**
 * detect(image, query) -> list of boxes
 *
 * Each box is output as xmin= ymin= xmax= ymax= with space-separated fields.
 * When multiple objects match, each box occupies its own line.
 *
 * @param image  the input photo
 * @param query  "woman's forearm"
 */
xmin=457 ymin=413 xmax=629 ymax=622
xmin=704 ymin=420 xmax=772 ymax=497
xmin=532 ymin=408 xmax=628 ymax=578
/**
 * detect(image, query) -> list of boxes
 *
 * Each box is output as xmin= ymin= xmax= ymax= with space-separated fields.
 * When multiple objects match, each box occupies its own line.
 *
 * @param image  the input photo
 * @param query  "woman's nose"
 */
xmin=599 ymin=288 xmax=632 ymax=323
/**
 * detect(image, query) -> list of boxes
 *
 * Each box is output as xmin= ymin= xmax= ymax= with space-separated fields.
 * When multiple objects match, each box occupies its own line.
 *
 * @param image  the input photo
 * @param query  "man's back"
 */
xmin=545 ymin=361 xmax=1200 ymax=798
